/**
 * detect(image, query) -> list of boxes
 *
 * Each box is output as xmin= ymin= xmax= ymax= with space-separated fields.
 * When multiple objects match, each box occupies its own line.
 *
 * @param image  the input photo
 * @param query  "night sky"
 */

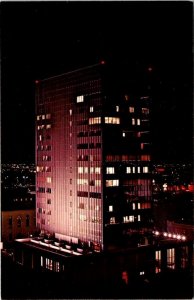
xmin=1 ymin=1 xmax=193 ymax=163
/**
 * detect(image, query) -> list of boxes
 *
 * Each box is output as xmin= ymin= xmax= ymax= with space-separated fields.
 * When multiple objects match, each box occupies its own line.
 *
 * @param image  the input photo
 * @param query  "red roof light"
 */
xmin=100 ymin=60 xmax=106 ymax=65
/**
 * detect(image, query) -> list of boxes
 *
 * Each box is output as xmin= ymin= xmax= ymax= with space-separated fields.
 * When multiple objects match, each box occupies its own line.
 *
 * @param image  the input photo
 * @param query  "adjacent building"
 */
xmin=35 ymin=62 xmax=152 ymax=250
xmin=1 ymin=191 xmax=36 ymax=244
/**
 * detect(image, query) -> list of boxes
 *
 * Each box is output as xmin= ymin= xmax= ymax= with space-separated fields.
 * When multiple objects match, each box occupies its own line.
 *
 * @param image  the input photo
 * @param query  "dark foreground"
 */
xmin=1 ymin=255 xmax=193 ymax=299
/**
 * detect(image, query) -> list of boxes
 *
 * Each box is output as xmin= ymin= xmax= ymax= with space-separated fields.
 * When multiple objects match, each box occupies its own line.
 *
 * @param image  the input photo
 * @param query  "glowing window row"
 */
xmin=37 ymin=145 xmax=51 ymax=151
xmin=77 ymin=179 xmax=101 ymax=186
xmin=123 ymin=215 xmax=141 ymax=223
xmin=88 ymin=117 xmax=120 ymax=125
xmin=126 ymin=166 xmax=149 ymax=173
xmin=78 ymin=167 xmax=101 ymax=174
xmin=105 ymin=117 xmax=120 ymax=124
xmin=76 ymin=95 xmax=84 ymax=103
xmin=42 ymin=156 xmax=51 ymax=161
xmin=132 ymin=202 xmax=151 ymax=210
xmin=129 ymin=107 xmax=149 ymax=114
xmin=106 ymin=167 xmax=115 ymax=174
xmin=37 ymin=114 xmax=51 ymax=120
xmin=37 ymin=124 xmax=51 ymax=130
xmin=132 ymin=118 xmax=141 ymax=125
xmin=106 ymin=155 xmax=150 ymax=161
xmin=36 ymin=166 xmax=51 ymax=172
xmin=89 ymin=117 xmax=101 ymax=125
xmin=106 ymin=179 xmax=119 ymax=187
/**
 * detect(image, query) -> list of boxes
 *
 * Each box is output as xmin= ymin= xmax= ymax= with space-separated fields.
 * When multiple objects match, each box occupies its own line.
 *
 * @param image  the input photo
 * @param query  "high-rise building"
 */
xmin=35 ymin=62 xmax=152 ymax=250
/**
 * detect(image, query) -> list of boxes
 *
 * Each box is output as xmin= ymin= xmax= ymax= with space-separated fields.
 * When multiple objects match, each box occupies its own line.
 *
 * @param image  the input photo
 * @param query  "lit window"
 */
xmin=42 ymin=115 xmax=45 ymax=120
xmin=78 ymin=167 xmax=83 ymax=174
xmin=95 ymin=180 xmax=101 ymax=186
xmin=167 ymin=248 xmax=175 ymax=269
xmin=110 ymin=217 xmax=115 ymax=224
xmin=143 ymin=166 xmax=149 ymax=173
xmin=89 ymin=117 xmax=101 ymax=125
xmin=84 ymin=167 xmax=88 ymax=173
xmin=36 ymin=166 xmax=44 ymax=172
xmin=116 ymin=106 xmax=119 ymax=112
xmin=132 ymin=118 xmax=135 ymax=125
xmin=141 ymin=143 xmax=144 ymax=150
xmin=106 ymin=179 xmax=119 ymax=187
xmin=123 ymin=216 xmax=134 ymax=223
xmin=142 ymin=108 xmax=149 ymax=115
xmin=37 ymin=115 xmax=41 ymax=120
xmin=138 ymin=203 xmax=141 ymax=209
xmin=155 ymin=250 xmax=161 ymax=273
xmin=78 ymin=167 xmax=88 ymax=174
xmin=109 ymin=205 xmax=113 ymax=212
xmin=77 ymin=179 xmax=88 ymax=185
xmin=138 ymin=215 xmax=141 ymax=221
xmin=39 ymin=135 xmax=42 ymax=141
xmin=95 ymin=167 xmax=101 ymax=174
xmin=122 ymin=132 xmax=126 ymax=137
xmin=80 ymin=214 xmax=87 ymax=221
xmin=90 ymin=106 xmax=94 ymax=112
xmin=46 ymin=124 xmax=51 ymax=129
xmin=106 ymin=167 xmax=115 ymax=174
xmin=129 ymin=107 xmax=134 ymax=113
xmin=138 ymin=167 xmax=141 ymax=173
xmin=132 ymin=167 xmax=135 ymax=173
xmin=76 ymin=95 xmax=84 ymax=103
xmin=46 ymin=114 xmax=51 ymax=119
xmin=105 ymin=117 xmax=120 ymax=124
xmin=132 ymin=203 xmax=135 ymax=210
xmin=140 ymin=271 xmax=145 ymax=276
xmin=137 ymin=119 xmax=141 ymax=126
xmin=126 ymin=167 xmax=131 ymax=173
xmin=46 ymin=177 xmax=52 ymax=183
xmin=69 ymin=109 xmax=72 ymax=115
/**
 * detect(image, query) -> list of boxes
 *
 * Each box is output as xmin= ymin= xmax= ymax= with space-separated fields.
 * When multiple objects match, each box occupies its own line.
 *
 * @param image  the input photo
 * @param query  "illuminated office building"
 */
xmin=35 ymin=62 xmax=152 ymax=250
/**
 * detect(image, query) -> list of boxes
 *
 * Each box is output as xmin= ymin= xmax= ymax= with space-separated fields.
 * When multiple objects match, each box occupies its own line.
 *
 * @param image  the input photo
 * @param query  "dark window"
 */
xmin=17 ymin=217 xmax=22 ymax=227
xmin=47 ymin=199 xmax=51 ymax=204
xmin=77 ymin=144 xmax=88 ymax=149
xmin=38 ymin=187 xmax=45 ymax=193
xmin=77 ymin=191 xmax=88 ymax=197
xmin=89 ymin=192 xmax=101 ymax=199
xmin=46 ymin=188 xmax=51 ymax=193
xmin=26 ymin=215 xmax=30 ymax=227
xmin=8 ymin=216 xmax=12 ymax=227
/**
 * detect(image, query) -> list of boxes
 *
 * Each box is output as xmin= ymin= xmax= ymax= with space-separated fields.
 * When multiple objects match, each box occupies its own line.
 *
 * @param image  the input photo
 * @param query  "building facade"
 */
xmin=35 ymin=62 xmax=152 ymax=249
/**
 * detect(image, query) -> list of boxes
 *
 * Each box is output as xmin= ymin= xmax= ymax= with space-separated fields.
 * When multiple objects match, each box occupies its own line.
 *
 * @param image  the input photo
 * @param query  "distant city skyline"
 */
xmin=2 ymin=1 xmax=193 ymax=163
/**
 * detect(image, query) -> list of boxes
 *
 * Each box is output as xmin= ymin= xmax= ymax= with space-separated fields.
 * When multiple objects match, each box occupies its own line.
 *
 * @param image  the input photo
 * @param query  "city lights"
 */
xmin=153 ymin=230 xmax=186 ymax=241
